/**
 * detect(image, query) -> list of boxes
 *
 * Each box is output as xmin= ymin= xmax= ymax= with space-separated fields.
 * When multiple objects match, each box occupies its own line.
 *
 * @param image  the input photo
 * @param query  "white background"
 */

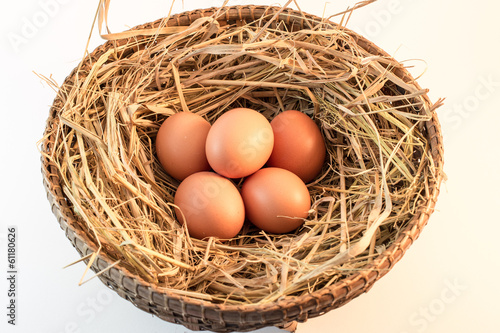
xmin=1 ymin=0 xmax=499 ymax=332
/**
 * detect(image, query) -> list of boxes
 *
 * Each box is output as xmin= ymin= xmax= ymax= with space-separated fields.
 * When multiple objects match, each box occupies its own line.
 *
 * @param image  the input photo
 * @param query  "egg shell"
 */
xmin=267 ymin=110 xmax=326 ymax=183
xmin=241 ymin=167 xmax=311 ymax=234
xmin=205 ymin=108 xmax=274 ymax=179
xmin=174 ymin=172 xmax=245 ymax=240
xmin=155 ymin=112 xmax=211 ymax=181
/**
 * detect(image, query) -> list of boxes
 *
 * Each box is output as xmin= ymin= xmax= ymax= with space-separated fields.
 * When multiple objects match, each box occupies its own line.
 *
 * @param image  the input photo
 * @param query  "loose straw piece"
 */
xmin=130 ymin=243 xmax=193 ymax=271
xmin=337 ymin=146 xmax=347 ymax=253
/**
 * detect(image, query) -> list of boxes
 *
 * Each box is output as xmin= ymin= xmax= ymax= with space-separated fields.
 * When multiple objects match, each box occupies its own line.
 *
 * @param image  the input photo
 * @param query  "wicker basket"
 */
xmin=41 ymin=5 xmax=444 ymax=332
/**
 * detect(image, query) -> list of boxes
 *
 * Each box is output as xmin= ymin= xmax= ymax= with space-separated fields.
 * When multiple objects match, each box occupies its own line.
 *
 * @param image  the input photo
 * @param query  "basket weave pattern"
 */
xmin=42 ymin=5 xmax=444 ymax=332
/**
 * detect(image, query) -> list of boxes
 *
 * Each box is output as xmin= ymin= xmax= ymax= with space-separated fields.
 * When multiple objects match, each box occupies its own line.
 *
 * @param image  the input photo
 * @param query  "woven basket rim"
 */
xmin=41 ymin=5 xmax=444 ymax=331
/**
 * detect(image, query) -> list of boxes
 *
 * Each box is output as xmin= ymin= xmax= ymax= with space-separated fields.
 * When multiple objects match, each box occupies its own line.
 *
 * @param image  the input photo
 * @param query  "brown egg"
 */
xmin=205 ymin=108 xmax=274 ymax=179
xmin=241 ymin=167 xmax=310 ymax=234
xmin=155 ymin=112 xmax=211 ymax=181
xmin=267 ymin=110 xmax=326 ymax=183
xmin=174 ymin=172 xmax=245 ymax=240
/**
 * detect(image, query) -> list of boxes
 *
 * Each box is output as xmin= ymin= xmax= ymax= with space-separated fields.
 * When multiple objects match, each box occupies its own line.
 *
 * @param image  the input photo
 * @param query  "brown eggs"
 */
xmin=174 ymin=172 xmax=245 ymax=240
xmin=156 ymin=112 xmax=211 ymax=181
xmin=267 ymin=110 xmax=326 ymax=183
xmin=241 ymin=167 xmax=311 ymax=234
xmin=160 ymin=107 xmax=326 ymax=239
xmin=205 ymin=108 xmax=274 ymax=179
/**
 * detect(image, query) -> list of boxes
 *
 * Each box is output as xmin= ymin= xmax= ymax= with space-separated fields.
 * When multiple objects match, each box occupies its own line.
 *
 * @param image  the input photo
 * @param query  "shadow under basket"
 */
xmin=41 ymin=5 xmax=444 ymax=332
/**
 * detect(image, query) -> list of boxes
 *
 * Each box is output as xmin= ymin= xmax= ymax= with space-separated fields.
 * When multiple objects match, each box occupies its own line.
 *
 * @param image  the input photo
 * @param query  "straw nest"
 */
xmin=41 ymin=3 xmax=444 ymax=310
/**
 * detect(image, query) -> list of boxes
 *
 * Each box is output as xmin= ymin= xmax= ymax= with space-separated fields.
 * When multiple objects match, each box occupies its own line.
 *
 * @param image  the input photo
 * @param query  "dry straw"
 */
xmin=41 ymin=0 xmax=444 ymax=331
